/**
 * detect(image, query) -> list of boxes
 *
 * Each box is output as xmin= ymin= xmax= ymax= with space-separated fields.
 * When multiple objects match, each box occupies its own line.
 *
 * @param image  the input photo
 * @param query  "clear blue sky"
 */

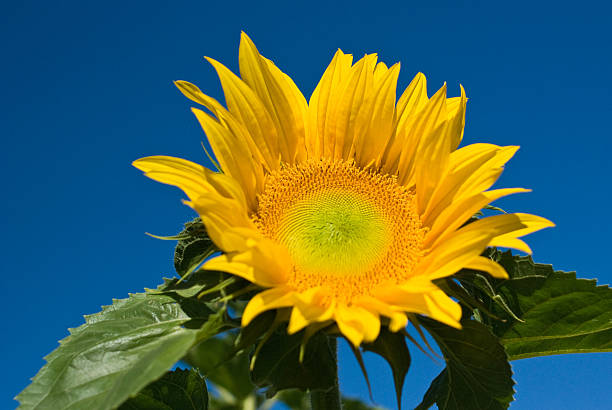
xmin=2 ymin=1 xmax=611 ymax=409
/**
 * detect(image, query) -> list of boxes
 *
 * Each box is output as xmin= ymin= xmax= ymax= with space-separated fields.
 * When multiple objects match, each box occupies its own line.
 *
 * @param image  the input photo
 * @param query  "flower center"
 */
xmin=253 ymin=159 xmax=425 ymax=302
xmin=277 ymin=189 xmax=389 ymax=276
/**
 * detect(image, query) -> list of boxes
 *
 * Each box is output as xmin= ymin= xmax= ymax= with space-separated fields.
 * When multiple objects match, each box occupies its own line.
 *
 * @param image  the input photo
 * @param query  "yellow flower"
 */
xmin=134 ymin=33 xmax=553 ymax=347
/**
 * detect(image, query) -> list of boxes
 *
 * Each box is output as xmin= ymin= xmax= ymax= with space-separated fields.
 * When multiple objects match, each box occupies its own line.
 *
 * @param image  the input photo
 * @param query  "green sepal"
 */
xmin=362 ymin=327 xmax=411 ymax=410
xmin=234 ymin=310 xmax=277 ymax=353
xmin=250 ymin=328 xmax=336 ymax=397
xmin=416 ymin=319 xmax=515 ymax=410
xmin=185 ymin=334 xmax=254 ymax=401
xmin=119 ymin=368 xmax=208 ymax=410
xmin=173 ymin=217 xmax=217 ymax=277
xmin=435 ymin=278 xmax=508 ymax=322
xmin=347 ymin=344 xmax=374 ymax=401
xmin=154 ymin=269 xmax=244 ymax=302
xmin=483 ymin=204 xmax=506 ymax=213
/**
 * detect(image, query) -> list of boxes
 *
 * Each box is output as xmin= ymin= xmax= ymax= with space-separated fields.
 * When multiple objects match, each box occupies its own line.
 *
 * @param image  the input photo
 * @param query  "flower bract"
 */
xmin=134 ymin=33 xmax=553 ymax=347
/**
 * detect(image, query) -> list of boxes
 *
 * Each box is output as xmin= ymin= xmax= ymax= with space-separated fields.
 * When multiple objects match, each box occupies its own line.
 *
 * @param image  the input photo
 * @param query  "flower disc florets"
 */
xmin=253 ymin=159 xmax=425 ymax=303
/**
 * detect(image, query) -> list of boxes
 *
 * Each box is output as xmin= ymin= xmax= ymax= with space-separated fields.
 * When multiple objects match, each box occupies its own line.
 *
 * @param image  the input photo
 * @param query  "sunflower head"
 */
xmin=134 ymin=32 xmax=553 ymax=347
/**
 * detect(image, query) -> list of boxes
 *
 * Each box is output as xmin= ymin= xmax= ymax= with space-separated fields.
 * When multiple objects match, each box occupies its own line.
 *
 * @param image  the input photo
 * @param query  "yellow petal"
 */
xmin=353 ymin=295 xmax=408 ymax=332
xmin=389 ymin=313 xmax=409 ymax=332
xmin=396 ymin=72 xmax=428 ymax=122
xmin=142 ymin=170 xmax=210 ymax=202
xmin=373 ymin=61 xmax=389 ymax=84
xmin=325 ymin=54 xmax=377 ymax=160
xmin=376 ymin=275 xmax=441 ymax=294
xmin=191 ymin=108 xmax=260 ymax=210
xmin=490 ymin=237 xmax=533 ymax=254
xmin=264 ymin=58 xmax=309 ymax=162
xmin=307 ymin=49 xmax=354 ymax=158
xmin=448 ymin=143 xmax=501 ymax=169
xmin=381 ymin=72 xmax=428 ymax=175
xmin=206 ymin=56 xmax=280 ymax=171
xmin=465 ymin=256 xmax=509 ymax=279
xmin=412 ymin=85 xmax=453 ymax=213
xmin=421 ymin=213 xmax=553 ymax=279
xmin=425 ymin=188 xmax=531 ymax=248
xmin=238 ymin=33 xmax=307 ymax=163
xmin=399 ymin=83 xmax=449 ymax=191
xmin=373 ymin=286 xmax=460 ymax=328
xmin=287 ymin=307 xmax=310 ymax=335
xmin=334 ymin=304 xmax=381 ymax=346
xmin=288 ymin=288 xmax=335 ymax=334
xmin=374 ymin=288 xmax=433 ymax=316
xmin=425 ymin=290 xmax=462 ymax=328
xmin=175 ymin=80 xmax=269 ymax=182
xmin=133 ymin=156 xmax=250 ymax=211
xmin=489 ymin=213 xmax=555 ymax=253
xmin=492 ymin=213 xmax=555 ymax=239
xmin=133 ymin=156 xmax=209 ymax=200
xmin=203 ymin=239 xmax=291 ymax=286
xmin=187 ymin=197 xmax=254 ymax=252
xmin=450 ymin=146 xmax=519 ymax=202
xmin=422 ymin=145 xmax=519 ymax=224
xmin=418 ymin=225 xmax=501 ymax=280
xmin=354 ymin=63 xmax=400 ymax=167
xmin=447 ymin=85 xmax=467 ymax=150
xmin=242 ymin=287 xmax=296 ymax=326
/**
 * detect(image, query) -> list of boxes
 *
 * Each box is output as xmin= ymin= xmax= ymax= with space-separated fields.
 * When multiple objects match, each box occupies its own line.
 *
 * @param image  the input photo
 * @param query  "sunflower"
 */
xmin=134 ymin=33 xmax=553 ymax=347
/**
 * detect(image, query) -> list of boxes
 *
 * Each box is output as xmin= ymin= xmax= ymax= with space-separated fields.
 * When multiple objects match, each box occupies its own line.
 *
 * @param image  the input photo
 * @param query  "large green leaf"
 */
xmin=416 ymin=320 xmax=514 ymax=410
xmin=362 ymin=328 xmax=410 ymax=409
xmin=250 ymin=329 xmax=336 ymax=396
xmin=119 ymin=368 xmax=208 ymax=410
xmin=17 ymin=293 xmax=225 ymax=410
xmin=490 ymin=253 xmax=612 ymax=359
xmin=455 ymin=250 xmax=612 ymax=360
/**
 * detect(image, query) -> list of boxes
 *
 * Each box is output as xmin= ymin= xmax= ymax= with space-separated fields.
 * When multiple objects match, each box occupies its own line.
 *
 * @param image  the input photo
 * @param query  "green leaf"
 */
xmin=184 ymin=313 xmax=277 ymax=403
xmin=119 ymin=368 xmax=208 ymax=410
xmin=17 ymin=293 xmax=225 ymax=410
xmin=435 ymin=278 xmax=507 ymax=322
xmin=362 ymin=327 xmax=410 ymax=409
xmin=185 ymin=335 xmax=255 ymax=401
xmin=174 ymin=217 xmax=217 ymax=277
xmin=493 ymin=248 xmax=551 ymax=280
xmin=250 ymin=329 xmax=336 ymax=396
xmin=272 ymin=390 xmax=385 ymax=410
xmin=416 ymin=319 xmax=514 ymax=410
xmin=275 ymin=389 xmax=311 ymax=410
xmin=234 ymin=311 xmax=276 ymax=352
xmin=489 ymin=253 xmax=612 ymax=359
xmin=454 ymin=250 xmax=524 ymax=324
xmin=342 ymin=397 xmax=387 ymax=410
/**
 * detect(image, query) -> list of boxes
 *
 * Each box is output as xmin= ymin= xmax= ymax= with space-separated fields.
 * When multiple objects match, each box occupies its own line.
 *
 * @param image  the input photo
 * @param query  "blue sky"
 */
xmin=2 ymin=1 xmax=611 ymax=409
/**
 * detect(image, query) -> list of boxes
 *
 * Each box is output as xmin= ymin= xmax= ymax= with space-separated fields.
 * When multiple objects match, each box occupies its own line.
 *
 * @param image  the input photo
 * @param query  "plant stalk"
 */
xmin=310 ymin=336 xmax=342 ymax=410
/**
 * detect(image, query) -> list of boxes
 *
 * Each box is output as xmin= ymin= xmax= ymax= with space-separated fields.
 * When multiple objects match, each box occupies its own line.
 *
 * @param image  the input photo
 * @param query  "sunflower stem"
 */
xmin=310 ymin=336 xmax=342 ymax=410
